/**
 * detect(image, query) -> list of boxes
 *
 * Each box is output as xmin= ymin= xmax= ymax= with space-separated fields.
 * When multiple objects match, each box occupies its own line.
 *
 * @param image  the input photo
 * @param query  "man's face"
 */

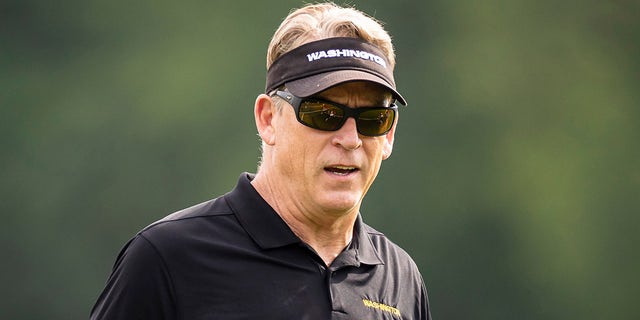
xmin=270 ymin=81 xmax=396 ymax=218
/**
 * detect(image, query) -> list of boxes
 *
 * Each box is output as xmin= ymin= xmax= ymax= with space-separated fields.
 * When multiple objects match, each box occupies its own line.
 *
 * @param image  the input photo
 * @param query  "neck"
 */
xmin=251 ymin=171 xmax=358 ymax=266
xmin=285 ymin=212 xmax=356 ymax=266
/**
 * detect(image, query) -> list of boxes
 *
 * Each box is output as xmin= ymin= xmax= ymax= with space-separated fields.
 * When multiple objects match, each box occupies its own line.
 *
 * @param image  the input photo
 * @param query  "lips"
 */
xmin=325 ymin=165 xmax=358 ymax=175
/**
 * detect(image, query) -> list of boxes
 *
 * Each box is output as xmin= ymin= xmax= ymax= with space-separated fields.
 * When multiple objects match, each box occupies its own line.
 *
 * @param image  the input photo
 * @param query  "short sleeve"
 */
xmin=90 ymin=235 xmax=176 ymax=320
xmin=418 ymin=277 xmax=432 ymax=320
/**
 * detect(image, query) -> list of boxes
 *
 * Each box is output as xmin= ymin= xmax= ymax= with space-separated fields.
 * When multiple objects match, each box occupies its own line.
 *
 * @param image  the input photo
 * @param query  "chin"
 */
xmin=319 ymin=192 xmax=362 ymax=213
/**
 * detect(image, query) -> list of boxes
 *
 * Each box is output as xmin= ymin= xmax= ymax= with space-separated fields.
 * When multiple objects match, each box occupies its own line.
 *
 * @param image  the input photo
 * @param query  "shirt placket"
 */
xmin=326 ymin=249 xmax=360 ymax=319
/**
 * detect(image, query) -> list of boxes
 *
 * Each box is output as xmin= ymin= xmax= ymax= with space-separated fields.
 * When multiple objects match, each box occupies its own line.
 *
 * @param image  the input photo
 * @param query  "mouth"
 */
xmin=324 ymin=165 xmax=359 ymax=176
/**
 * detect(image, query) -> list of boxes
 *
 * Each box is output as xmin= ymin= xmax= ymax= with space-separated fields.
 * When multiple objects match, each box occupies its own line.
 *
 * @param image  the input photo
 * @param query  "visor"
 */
xmin=265 ymin=37 xmax=407 ymax=105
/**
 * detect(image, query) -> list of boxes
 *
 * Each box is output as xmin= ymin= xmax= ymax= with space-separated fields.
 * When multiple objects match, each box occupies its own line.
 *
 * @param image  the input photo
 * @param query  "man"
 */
xmin=91 ymin=3 xmax=431 ymax=319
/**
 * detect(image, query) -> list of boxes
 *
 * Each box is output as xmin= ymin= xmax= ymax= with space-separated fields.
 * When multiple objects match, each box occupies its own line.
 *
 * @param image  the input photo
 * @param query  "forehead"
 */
xmin=315 ymin=81 xmax=393 ymax=105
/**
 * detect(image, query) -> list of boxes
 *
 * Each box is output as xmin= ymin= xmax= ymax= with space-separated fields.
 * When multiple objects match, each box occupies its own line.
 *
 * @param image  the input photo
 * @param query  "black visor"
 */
xmin=265 ymin=37 xmax=407 ymax=105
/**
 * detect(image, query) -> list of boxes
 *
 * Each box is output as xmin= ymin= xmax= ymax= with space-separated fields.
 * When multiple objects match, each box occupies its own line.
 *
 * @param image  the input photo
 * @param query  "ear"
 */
xmin=382 ymin=113 xmax=398 ymax=160
xmin=254 ymin=94 xmax=277 ymax=145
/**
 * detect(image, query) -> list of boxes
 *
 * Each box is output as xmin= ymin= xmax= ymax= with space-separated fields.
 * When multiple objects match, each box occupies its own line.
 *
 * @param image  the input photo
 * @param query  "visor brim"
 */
xmin=285 ymin=70 xmax=407 ymax=106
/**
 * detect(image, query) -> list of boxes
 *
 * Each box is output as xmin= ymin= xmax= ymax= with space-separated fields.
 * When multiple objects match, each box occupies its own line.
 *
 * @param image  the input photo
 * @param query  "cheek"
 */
xmin=370 ymin=137 xmax=390 ymax=159
xmin=274 ymin=126 xmax=316 ymax=172
xmin=361 ymin=141 xmax=386 ymax=175
xmin=273 ymin=111 xmax=302 ymax=151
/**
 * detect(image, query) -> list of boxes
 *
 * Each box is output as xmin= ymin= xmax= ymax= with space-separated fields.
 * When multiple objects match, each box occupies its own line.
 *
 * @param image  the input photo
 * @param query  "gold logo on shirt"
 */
xmin=362 ymin=298 xmax=401 ymax=317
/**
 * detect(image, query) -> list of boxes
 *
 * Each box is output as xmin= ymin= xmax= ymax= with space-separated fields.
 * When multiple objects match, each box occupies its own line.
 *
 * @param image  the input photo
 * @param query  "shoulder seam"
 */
xmin=141 ymin=196 xmax=235 ymax=233
xmin=143 ymin=210 xmax=234 ymax=231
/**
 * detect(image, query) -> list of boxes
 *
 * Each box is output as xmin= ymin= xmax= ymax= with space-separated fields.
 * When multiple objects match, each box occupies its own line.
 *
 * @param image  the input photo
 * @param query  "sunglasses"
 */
xmin=273 ymin=90 xmax=398 ymax=136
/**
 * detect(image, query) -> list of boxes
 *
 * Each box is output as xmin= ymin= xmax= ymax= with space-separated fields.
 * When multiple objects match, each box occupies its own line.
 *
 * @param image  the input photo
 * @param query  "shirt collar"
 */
xmin=225 ymin=173 xmax=301 ymax=249
xmin=350 ymin=214 xmax=385 ymax=266
xmin=225 ymin=172 xmax=383 ymax=266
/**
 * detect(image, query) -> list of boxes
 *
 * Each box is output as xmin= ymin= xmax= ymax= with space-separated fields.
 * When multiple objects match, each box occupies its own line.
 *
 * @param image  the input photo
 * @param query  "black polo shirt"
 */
xmin=91 ymin=173 xmax=431 ymax=320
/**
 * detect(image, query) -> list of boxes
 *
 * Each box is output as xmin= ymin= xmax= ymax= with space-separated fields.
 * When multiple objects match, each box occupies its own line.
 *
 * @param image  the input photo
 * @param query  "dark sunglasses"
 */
xmin=273 ymin=90 xmax=398 ymax=136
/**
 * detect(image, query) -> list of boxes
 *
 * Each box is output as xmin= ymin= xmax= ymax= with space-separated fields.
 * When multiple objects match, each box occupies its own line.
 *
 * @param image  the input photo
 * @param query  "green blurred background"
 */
xmin=2 ymin=0 xmax=638 ymax=319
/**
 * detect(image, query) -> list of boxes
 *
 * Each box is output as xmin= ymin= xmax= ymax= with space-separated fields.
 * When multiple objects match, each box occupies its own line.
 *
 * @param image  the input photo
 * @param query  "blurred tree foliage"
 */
xmin=1 ymin=0 xmax=638 ymax=319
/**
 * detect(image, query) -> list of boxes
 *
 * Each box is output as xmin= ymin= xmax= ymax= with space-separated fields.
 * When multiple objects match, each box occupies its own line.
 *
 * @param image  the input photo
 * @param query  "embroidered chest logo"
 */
xmin=362 ymin=298 xmax=401 ymax=317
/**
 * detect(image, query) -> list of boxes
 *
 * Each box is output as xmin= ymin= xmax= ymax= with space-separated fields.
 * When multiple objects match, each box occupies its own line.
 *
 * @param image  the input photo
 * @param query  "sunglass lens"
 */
xmin=357 ymin=108 xmax=395 ymax=136
xmin=299 ymin=101 xmax=345 ymax=131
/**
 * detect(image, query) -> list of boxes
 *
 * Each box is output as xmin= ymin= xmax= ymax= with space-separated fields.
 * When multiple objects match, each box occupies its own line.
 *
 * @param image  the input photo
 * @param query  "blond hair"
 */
xmin=266 ymin=3 xmax=396 ymax=70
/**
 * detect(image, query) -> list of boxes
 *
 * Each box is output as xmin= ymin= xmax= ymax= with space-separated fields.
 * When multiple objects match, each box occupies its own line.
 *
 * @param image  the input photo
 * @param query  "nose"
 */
xmin=332 ymin=117 xmax=362 ymax=150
